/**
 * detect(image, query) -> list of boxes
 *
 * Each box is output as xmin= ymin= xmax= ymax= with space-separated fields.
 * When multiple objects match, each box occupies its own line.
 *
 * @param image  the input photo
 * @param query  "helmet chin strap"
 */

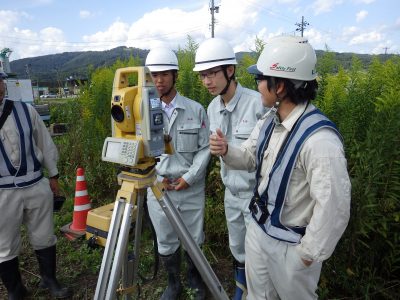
xmin=160 ymin=71 xmax=176 ymax=101
xmin=160 ymin=86 xmax=174 ymax=101
xmin=219 ymin=79 xmax=231 ymax=96
xmin=219 ymin=67 xmax=233 ymax=96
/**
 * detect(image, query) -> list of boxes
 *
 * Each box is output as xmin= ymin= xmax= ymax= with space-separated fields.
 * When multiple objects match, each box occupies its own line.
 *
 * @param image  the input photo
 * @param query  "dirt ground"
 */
xmin=0 ymin=232 xmax=235 ymax=300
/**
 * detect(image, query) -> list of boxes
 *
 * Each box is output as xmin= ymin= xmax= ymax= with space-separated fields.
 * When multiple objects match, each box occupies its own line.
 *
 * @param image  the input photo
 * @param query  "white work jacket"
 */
xmin=223 ymin=102 xmax=351 ymax=262
xmin=0 ymin=100 xmax=59 ymax=188
xmin=207 ymin=83 xmax=265 ymax=197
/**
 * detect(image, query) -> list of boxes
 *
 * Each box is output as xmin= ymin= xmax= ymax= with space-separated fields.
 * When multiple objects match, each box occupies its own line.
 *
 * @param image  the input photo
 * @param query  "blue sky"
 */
xmin=1 ymin=0 xmax=398 ymax=61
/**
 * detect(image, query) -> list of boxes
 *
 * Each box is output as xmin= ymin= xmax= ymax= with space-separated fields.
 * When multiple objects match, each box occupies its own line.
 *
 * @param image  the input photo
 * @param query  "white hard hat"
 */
xmin=193 ymin=38 xmax=237 ymax=72
xmin=248 ymin=36 xmax=317 ymax=81
xmin=145 ymin=47 xmax=179 ymax=72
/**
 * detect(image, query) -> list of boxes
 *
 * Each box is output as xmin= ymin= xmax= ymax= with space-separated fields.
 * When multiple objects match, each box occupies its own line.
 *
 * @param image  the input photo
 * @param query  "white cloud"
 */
xmin=312 ymin=0 xmax=343 ymax=15
xmin=82 ymin=20 xmax=130 ymax=51
xmin=356 ymin=10 xmax=368 ymax=22
xmin=304 ymin=27 xmax=329 ymax=50
xmin=342 ymin=26 xmax=359 ymax=37
xmin=80 ymin=10 xmax=92 ymax=19
xmin=79 ymin=10 xmax=100 ymax=19
xmin=349 ymin=30 xmax=382 ymax=45
xmin=10 ymin=26 xmax=68 ymax=59
xmin=127 ymin=7 xmax=207 ymax=50
xmin=0 ymin=10 xmax=59 ymax=60
xmin=353 ymin=0 xmax=375 ymax=4
xmin=2 ymin=0 xmax=394 ymax=59
xmin=82 ymin=0 xmax=267 ymax=51
xmin=0 ymin=10 xmax=28 ymax=32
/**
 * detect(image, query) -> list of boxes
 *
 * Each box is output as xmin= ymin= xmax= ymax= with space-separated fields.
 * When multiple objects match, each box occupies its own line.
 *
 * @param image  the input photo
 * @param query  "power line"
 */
xmin=245 ymin=0 xmax=295 ymax=24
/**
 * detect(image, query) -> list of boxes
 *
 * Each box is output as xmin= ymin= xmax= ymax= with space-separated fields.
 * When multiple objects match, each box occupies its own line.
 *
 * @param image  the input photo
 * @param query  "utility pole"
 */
xmin=210 ymin=0 xmax=219 ymax=38
xmin=295 ymin=16 xmax=309 ymax=37
xmin=25 ymin=64 xmax=31 ymax=80
xmin=383 ymin=47 xmax=389 ymax=55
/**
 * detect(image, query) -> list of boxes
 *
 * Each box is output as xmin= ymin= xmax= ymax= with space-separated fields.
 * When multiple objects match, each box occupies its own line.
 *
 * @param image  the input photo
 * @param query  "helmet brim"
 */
xmin=193 ymin=59 xmax=237 ymax=72
xmin=0 ymin=72 xmax=7 ymax=79
xmin=147 ymin=66 xmax=179 ymax=72
xmin=247 ymin=64 xmax=262 ymax=75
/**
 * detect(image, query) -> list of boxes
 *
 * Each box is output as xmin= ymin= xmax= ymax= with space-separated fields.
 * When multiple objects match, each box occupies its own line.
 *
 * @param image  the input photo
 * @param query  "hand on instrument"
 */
xmin=172 ymin=178 xmax=189 ymax=191
xmin=162 ymin=178 xmax=176 ymax=191
xmin=209 ymin=128 xmax=228 ymax=156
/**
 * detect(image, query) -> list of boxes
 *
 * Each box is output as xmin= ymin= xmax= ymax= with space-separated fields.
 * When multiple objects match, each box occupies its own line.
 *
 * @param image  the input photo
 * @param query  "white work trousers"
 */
xmin=224 ymin=188 xmax=252 ymax=263
xmin=245 ymin=220 xmax=322 ymax=300
xmin=0 ymin=178 xmax=57 ymax=263
xmin=147 ymin=182 xmax=205 ymax=256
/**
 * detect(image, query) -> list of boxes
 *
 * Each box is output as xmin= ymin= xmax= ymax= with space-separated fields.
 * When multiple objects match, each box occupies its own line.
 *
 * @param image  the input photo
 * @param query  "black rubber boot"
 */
xmin=233 ymin=260 xmax=247 ymax=300
xmin=184 ymin=251 xmax=206 ymax=300
xmin=0 ymin=257 xmax=28 ymax=300
xmin=159 ymin=249 xmax=182 ymax=300
xmin=35 ymin=245 xmax=72 ymax=299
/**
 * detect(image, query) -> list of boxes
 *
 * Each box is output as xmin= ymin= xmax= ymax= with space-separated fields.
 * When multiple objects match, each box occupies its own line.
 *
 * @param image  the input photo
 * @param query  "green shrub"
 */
xmin=51 ymin=38 xmax=400 ymax=298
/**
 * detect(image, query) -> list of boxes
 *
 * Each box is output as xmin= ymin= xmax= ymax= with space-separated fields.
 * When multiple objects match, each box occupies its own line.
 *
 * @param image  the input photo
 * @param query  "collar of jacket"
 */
xmin=217 ymin=83 xmax=243 ymax=113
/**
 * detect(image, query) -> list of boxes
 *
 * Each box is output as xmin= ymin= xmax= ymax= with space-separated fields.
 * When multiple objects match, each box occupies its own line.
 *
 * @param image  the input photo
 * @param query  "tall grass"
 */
xmin=51 ymin=44 xmax=400 ymax=298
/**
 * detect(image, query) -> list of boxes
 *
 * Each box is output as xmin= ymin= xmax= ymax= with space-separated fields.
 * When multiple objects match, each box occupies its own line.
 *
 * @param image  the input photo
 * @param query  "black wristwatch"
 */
xmin=50 ymin=174 xmax=60 ymax=180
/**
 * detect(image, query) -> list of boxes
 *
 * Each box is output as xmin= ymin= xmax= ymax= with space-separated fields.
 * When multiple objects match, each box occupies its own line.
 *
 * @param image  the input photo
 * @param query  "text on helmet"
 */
xmin=270 ymin=63 xmax=296 ymax=73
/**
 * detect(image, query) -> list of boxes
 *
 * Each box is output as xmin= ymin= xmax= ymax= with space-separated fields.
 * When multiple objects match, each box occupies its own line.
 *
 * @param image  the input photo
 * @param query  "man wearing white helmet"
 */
xmin=209 ymin=36 xmax=351 ymax=299
xmin=194 ymin=37 xmax=265 ymax=299
xmin=145 ymin=47 xmax=210 ymax=300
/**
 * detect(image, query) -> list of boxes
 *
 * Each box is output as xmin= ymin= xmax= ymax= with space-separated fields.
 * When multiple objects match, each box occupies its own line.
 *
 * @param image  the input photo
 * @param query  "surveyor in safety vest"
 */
xmin=145 ymin=47 xmax=210 ymax=300
xmin=209 ymin=36 xmax=351 ymax=299
xmin=0 ymin=71 xmax=72 ymax=299
xmin=194 ymin=37 xmax=266 ymax=300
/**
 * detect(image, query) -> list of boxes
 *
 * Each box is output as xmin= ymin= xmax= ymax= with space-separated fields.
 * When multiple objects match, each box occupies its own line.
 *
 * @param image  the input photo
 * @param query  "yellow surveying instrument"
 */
xmin=93 ymin=66 xmax=229 ymax=300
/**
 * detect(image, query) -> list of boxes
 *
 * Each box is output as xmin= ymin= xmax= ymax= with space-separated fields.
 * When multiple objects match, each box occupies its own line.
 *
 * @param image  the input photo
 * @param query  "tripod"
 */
xmin=94 ymin=160 xmax=229 ymax=300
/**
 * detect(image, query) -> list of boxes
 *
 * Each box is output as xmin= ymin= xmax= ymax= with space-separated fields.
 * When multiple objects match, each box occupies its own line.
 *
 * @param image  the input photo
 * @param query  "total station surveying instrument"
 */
xmin=94 ymin=66 xmax=229 ymax=300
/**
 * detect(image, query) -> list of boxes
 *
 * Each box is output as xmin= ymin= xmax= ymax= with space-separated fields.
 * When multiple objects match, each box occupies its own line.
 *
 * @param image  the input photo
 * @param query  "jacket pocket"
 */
xmin=233 ymin=125 xmax=253 ymax=144
xmin=176 ymin=123 xmax=200 ymax=152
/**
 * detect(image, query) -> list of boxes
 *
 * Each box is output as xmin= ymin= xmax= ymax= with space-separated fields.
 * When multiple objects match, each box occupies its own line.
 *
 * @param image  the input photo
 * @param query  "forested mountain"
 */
xmin=9 ymin=46 xmax=394 ymax=84
xmin=10 ymin=46 xmax=149 ymax=82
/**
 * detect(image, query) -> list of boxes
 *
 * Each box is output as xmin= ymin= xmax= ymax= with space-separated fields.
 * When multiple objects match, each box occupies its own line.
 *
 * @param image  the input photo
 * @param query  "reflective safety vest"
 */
xmin=252 ymin=107 xmax=342 ymax=244
xmin=0 ymin=100 xmax=43 ymax=188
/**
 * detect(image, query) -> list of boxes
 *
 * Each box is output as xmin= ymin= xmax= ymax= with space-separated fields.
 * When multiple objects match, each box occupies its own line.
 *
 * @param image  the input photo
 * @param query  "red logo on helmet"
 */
xmin=270 ymin=63 xmax=296 ymax=72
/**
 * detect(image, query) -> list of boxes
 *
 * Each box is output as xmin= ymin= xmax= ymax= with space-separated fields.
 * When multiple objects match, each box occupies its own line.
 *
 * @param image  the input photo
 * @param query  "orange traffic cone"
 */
xmin=70 ymin=167 xmax=91 ymax=231
xmin=61 ymin=167 xmax=91 ymax=239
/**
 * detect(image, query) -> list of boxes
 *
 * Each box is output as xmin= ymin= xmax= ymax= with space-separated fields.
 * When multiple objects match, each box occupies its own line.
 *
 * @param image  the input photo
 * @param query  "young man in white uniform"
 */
xmin=194 ymin=37 xmax=265 ymax=299
xmin=145 ymin=48 xmax=210 ymax=300
xmin=209 ymin=36 xmax=351 ymax=300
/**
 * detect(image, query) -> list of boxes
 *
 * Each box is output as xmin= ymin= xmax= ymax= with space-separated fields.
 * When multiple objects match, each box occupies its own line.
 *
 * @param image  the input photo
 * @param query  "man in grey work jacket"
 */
xmin=145 ymin=47 xmax=210 ymax=300
xmin=0 ymin=72 xmax=71 ymax=299
xmin=194 ymin=37 xmax=266 ymax=300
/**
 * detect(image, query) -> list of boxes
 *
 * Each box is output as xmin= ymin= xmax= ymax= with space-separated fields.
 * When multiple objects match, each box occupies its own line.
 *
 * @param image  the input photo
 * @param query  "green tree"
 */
xmin=318 ymin=56 xmax=400 ymax=298
xmin=176 ymin=36 xmax=213 ymax=107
